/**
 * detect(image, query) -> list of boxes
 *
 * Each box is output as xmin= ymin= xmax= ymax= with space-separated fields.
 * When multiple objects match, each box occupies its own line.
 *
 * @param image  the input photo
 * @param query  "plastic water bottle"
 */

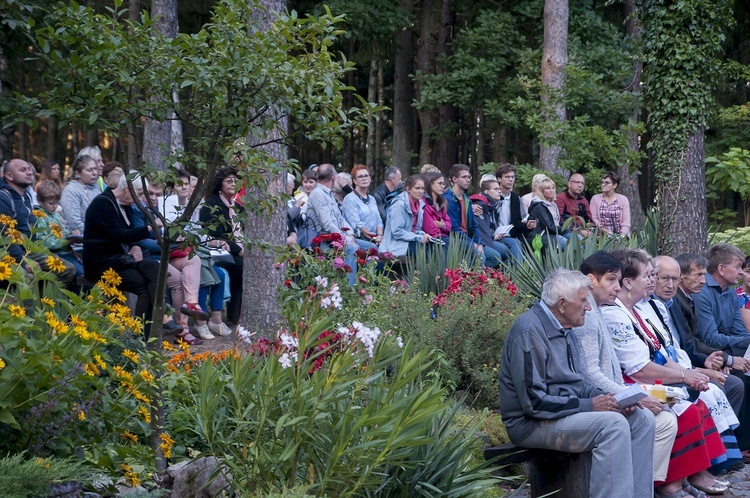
xmin=650 ymin=379 xmax=667 ymax=402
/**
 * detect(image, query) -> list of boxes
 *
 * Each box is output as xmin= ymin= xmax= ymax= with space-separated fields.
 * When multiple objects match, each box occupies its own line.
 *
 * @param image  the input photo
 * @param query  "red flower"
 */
xmin=284 ymin=279 xmax=293 ymax=287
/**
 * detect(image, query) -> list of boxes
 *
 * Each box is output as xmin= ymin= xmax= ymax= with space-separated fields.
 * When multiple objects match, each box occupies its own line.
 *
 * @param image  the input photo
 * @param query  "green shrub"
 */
xmin=713 ymin=226 xmax=750 ymax=255
xmin=369 ymin=267 xmax=527 ymax=408
xmin=0 ymin=453 xmax=89 ymax=498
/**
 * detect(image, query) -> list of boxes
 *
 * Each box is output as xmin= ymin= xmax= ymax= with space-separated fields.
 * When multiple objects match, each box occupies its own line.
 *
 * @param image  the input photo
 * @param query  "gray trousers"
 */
xmin=518 ymin=409 xmax=655 ymax=498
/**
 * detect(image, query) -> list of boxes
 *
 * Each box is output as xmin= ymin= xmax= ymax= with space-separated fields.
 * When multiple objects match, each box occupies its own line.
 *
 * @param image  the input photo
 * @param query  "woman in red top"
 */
xmin=421 ymin=172 xmax=451 ymax=242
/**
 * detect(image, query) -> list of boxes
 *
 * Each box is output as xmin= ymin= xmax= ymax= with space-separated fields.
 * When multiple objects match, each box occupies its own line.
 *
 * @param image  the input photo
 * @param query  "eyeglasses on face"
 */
xmin=356 ymin=174 xmax=370 ymax=179
xmin=223 ymin=177 xmax=238 ymax=184
xmin=656 ymin=275 xmax=679 ymax=284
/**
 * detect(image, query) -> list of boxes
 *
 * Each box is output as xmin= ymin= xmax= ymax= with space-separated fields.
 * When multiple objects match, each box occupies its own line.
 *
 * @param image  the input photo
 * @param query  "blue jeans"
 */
xmin=321 ymin=241 xmax=358 ymax=285
xmin=482 ymin=244 xmax=503 ymax=268
xmin=496 ymin=237 xmax=523 ymax=263
xmin=199 ymin=265 xmax=227 ymax=313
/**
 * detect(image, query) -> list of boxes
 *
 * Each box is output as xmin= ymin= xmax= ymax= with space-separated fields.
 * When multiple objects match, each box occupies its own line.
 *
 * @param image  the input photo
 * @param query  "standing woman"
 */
xmin=199 ymin=166 xmax=244 ymax=327
xmin=590 ymin=171 xmax=631 ymax=236
xmin=60 ymin=155 xmax=100 ymax=236
xmin=421 ymin=172 xmax=452 ymax=243
xmin=379 ymin=175 xmax=429 ymax=258
xmin=341 ymin=164 xmax=382 ymax=250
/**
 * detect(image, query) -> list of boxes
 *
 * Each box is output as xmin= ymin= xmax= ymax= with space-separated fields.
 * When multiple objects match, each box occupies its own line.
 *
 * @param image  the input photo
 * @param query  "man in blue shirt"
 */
xmin=694 ymin=243 xmax=750 ymax=356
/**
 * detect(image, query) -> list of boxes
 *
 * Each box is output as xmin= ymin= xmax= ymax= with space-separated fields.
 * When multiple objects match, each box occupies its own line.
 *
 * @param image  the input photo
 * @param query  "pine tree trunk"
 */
xmin=392 ymin=0 xmax=415 ymax=178
xmin=416 ymin=0 xmax=437 ymax=166
xmin=619 ymin=0 xmax=647 ymax=231
xmin=366 ymin=59 xmax=378 ymax=169
xmin=434 ymin=0 xmax=457 ymax=170
xmin=658 ymin=129 xmax=707 ymax=255
xmin=539 ymin=0 xmax=568 ymax=177
xmin=239 ymin=0 xmax=287 ymax=336
xmin=129 ymin=0 xmax=141 ymax=21
xmin=142 ymin=0 xmax=178 ymax=172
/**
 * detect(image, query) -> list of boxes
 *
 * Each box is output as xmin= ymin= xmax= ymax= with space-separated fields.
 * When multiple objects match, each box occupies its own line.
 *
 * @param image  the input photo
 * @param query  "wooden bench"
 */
xmin=484 ymin=443 xmax=591 ymax=498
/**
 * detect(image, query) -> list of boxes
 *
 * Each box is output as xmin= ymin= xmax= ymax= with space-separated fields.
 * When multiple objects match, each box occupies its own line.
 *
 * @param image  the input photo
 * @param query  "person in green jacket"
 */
xmin=34 ymin=180 xmax=84 ymax=277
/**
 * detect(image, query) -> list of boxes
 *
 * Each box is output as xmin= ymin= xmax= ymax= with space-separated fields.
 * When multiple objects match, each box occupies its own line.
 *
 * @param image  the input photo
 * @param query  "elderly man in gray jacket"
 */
xmin=499 ymin=268 xmax=655 ymax=498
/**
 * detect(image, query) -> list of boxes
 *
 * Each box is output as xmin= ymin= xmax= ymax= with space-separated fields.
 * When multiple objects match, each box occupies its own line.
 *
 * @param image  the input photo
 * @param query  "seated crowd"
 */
xmin=0 ymin=154 xmax=241 ymax=346
xmin=500 ymin=244 xmax=750 ymax=498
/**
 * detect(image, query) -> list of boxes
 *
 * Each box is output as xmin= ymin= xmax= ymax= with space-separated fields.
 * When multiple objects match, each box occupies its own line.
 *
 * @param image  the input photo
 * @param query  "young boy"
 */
xmin=34 ymin=180 xmax=84 ymax=277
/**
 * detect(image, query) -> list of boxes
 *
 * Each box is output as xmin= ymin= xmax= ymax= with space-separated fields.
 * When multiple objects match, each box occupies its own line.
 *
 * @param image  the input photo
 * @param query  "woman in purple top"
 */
xmin=590 ymin=171 xmax=631 ymax=236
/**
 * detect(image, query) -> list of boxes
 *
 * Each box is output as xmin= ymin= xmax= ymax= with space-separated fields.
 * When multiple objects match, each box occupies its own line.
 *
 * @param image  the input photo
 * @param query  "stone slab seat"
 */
xmin=484 ymin=443 xmax=591 ymax=498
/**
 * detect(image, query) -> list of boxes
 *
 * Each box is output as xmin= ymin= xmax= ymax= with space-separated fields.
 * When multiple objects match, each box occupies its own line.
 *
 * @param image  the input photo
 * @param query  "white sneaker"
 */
xmin=208 ymin=321 xmax=232 ymax=337
xmin=193 ymin=324 xmax=215 ymax=340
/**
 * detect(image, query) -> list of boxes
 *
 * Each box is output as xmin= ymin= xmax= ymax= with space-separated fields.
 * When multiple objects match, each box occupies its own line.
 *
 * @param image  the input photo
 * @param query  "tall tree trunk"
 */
xmin=620 ymin=0 xmax=646 ymax=231
xmin=0 ymin=46 xmax=12 ymax=164
xmin=415 ymin=0 xmax=437 ymax=166
xmin=434 ymin=0 xmax=457 ymax=170
xmin=85 ymin=128 xmax=98 ymax=148
xmin=366 ymin=59 xmax=378 ymax=169
xmin=374 ymin=63 xmax=384 ymax=172
xmin=129 ymin=0 xmax=141 ymax=21
xmin=46 ymin=116 xmax=58 ymax=160
xmin=240 ymin=0 xmax=287 ymax=335
xmin=392 ymin=0 xmax=415 ymax=178
xmin=142 ymin=0 xmax=178 ymax=172
xmin=345 ymin=37 xmax=356 ymax=170
xmin=539 ymin=0 xmax=568 ymax=177
xmin=658 ymin=129 xmax=707 ymax=255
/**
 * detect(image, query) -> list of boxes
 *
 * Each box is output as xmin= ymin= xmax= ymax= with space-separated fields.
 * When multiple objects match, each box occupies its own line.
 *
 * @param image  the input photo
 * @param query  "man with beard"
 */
xmin=0 ymin=159 xmax=75 ymax=287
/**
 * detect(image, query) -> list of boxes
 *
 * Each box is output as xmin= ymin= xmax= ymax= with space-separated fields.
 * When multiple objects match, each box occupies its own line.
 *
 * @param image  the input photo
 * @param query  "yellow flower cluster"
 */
xmin=70 ymin=314 xmax=106 ymax=343
xmin=93 ymin=354 xmax=107 ymax=371
xmin=122 ymin=349 xmax=139 ymax=363
xmin=0 ymin=261 xmax=12 ymax=280
xmin=113 ymin=365 xmax=134 ymax=382
xmin=84 ymin=363 xmax=101 ymax=376
xmin=0 ymin=358 xmax=5 ymax=370
xmin=8 ymin=304 xmax=25 ymax=317
xmin=139 ymin=369 xmax=155 ymax=383
xmin=49 ymin=222 xmax=63 ymax=239
xmin=0 ymin=215 xmax=23 ymax=243
xmin=31 ymin=209 xmax=46 ymax=218
xmin=105 ymin=301 xmax=142 ymax=335
xmin=46 ymin=256 xmax=66 ymax=273
xmin=41 ymin=297 xmax=54 ymax=307
xmin=45 ymin=311 xmax=69 ymax=334
xmin=121 ymin=430 xmax=138 ymax=443
xmin=159 ymin=433 xmax=175 ymax=459
xmin=137 ymin=405 xmax=151 ymax=423
xmin=73 ymin=403 xmax=86 ymax=421
xmin=121 ymin=464 xmax=141 ymax=488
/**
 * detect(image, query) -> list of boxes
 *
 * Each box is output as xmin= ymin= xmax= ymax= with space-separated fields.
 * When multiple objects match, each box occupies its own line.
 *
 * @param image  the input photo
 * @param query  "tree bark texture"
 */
xmin=539 ymin=0 xmax=568 ymax=177
xmin=434 ymin=0 xmax=457 ymax=170
xmin=658 ymin=129 xmax=707 ymax=255
xmin=392 ymin=0 xmax=415 ymax=177
xmin=129 ymin=0 xmax=141 ymax=22
xmin=620 ymin=0 xmax=646 ymax=230
xmin=366 ymin=59 xmax=378 ymax=169
xmin=142 ymin=0 xmax=179 ymax=172
xmin=375 ymin=63 xmax=384 ymax=172
xmin=415 ymin=0 xmax=437 ymax=167
xmin=240 ymin=0 xmax=287 ymax=336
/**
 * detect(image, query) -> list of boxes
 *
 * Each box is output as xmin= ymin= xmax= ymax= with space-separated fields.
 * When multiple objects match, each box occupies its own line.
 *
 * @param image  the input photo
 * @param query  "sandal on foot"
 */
xmin=655 ymin=489 xmax=689 ymax=498
xmin=180 ymin=302 xmax=209 ymax=320
xmin=690 ymin=481 xmax=727 ymax=495
xmin=682 ymin=482 xmax=708 ymax=498
xmin=174 ymin=330 xmax=203 ymax=345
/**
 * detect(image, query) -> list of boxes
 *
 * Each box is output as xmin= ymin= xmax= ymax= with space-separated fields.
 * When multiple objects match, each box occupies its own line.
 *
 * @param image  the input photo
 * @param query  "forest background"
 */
xmin=1 ymin=0 xmax=750 ymax=255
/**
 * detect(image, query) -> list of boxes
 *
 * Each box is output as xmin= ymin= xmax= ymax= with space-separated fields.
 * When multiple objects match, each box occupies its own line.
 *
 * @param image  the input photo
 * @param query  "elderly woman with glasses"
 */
xmin=341 ymin=164 xmax=382 ymax=250
xmin=199 ymin=166 xmax=244 ymax=327
xmin=590 ymin=171 xmax=631 ymax=236
xmin=604 ymin=248 xmax=736 ymax=497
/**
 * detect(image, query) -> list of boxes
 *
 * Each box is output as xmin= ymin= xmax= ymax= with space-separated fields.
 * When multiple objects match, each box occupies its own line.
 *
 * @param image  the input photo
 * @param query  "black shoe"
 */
xmin=162 ymin=319 xmax=183 ymax=334
xmin=180 ymin=303 xmax=209 ymax=321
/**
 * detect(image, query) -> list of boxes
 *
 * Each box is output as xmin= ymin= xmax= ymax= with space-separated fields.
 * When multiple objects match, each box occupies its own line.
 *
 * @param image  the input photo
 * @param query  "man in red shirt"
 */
xmin=555 ymin=173 xmax=593 ymax=236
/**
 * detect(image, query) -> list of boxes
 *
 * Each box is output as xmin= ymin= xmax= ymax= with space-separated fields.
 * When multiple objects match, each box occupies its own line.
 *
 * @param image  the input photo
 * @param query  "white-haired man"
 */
xmin=499 ymin=268 xmax=655 ymax=498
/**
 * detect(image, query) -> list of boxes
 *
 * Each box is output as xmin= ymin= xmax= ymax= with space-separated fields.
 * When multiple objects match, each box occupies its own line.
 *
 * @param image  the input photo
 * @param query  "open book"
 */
xmin=613 ymin=385 xmax=648 ymax=408
xmin=493 ymin=225 xmax=514 ymax=238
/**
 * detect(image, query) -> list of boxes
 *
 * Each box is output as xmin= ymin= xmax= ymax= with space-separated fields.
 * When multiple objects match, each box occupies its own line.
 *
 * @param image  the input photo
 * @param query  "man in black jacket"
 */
xmin=0 ymin=158 xmax=75 ymax=288
xmin=371 ymin=166 xmax=402 ymax=223
xmin=493 ymin=164 xmax=536 ymax=259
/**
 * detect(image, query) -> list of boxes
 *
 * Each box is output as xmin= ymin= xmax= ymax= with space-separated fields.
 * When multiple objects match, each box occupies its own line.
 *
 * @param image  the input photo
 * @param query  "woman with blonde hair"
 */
xmin=528 ymin=178 xmax=570 ymax=250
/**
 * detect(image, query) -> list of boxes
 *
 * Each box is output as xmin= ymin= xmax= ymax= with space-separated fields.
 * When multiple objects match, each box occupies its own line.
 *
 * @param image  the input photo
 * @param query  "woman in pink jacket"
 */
xmin=422 ymin=172 xmax=452 ymax=243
